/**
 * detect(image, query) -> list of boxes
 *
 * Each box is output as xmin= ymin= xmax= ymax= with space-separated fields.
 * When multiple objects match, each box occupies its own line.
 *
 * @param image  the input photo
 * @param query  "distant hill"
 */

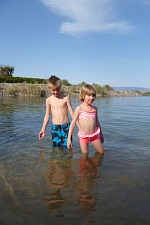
xmin=113 ymin=87 xmax=150 ymax=91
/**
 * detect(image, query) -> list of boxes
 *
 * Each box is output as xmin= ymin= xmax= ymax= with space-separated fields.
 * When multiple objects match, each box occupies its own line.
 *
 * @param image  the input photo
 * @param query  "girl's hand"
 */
xmin=67 ymin=140 xmax=72 ymax=149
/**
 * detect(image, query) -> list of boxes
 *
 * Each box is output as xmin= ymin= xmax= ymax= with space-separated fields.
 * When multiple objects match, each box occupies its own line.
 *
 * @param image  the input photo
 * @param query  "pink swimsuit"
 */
xmin=78 ymin=105 xmax=100 ymax=142
xmin=78 ymin=107 xmax=96 ymax=120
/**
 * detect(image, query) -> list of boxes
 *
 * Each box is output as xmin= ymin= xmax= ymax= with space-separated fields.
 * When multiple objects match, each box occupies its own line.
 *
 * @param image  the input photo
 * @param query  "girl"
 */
xmin=67 ymin=84 xmax=104 ymax=154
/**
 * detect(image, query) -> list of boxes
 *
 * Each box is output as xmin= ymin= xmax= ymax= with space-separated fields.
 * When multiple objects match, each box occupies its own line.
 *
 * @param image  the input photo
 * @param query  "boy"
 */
xmin=39 ymin=75 xmax=74 ymax=148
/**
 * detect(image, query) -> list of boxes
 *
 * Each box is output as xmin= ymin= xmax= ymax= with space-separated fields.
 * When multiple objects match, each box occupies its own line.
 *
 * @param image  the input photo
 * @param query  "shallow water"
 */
xmin=0 ymin=96 xmax=149 ymax=225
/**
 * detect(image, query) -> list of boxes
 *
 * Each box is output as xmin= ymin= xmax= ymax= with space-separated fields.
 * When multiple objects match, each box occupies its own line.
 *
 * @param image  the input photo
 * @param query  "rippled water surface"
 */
xmin=0 ymin=96 xmax=149 ymax=225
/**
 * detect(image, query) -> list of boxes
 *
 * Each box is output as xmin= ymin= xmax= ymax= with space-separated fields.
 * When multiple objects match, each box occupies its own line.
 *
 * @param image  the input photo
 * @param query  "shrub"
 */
xmin=61 ymin=79 xmax=71 ymax=86
xmin=17 ymin=85 xmax=28 ymax=95
xmin=27 ymin=85 xmax=41 ymax=96
xmin=69 ymin=85 xmax=79 ymax=94
xmin=0 ymin=76 xmax=47 ymax=84
xmin=7 ymin=86 xmax=18 ymax=95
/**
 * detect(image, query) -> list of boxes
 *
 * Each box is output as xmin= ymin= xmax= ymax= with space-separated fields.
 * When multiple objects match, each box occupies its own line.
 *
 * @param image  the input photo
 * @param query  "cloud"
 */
xmin=139 ymin=0 xmax=150 ymax=5
xmin=41 ymin=0 xmax=136 ymax=36
xmin=118 ymin=58 xmax=150 ymax=65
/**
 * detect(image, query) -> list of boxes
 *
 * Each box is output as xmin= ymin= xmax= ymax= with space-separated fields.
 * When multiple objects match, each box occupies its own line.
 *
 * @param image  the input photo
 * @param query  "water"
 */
xmin=0 ymin=96 xmax=149 ymax=225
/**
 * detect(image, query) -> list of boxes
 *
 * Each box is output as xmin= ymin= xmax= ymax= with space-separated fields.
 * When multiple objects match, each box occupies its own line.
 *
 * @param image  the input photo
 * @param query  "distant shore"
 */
xmin=0 ymin=83 xmax=149 ymax=97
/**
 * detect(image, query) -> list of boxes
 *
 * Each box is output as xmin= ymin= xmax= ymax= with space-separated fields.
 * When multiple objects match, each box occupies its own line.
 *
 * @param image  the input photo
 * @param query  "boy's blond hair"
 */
xmin=48 ymin=75 xmax=61 ymax=88
xmin=79 ymin=84 xmax=96 ymax=101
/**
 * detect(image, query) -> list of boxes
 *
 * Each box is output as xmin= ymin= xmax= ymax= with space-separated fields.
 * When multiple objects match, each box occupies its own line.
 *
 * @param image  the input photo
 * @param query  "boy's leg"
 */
xmin=51 ymin=124 xmax=62 ymax=147
xmin=61 ymin=123 xmax=71 ymax=148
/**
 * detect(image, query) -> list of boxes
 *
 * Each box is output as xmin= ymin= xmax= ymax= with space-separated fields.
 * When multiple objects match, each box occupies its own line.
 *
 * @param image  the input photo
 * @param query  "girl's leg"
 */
xmin=80 ymin=142 xmax=89 ymax=154
xmin=92 ymin=140 xmax=104 ymax=154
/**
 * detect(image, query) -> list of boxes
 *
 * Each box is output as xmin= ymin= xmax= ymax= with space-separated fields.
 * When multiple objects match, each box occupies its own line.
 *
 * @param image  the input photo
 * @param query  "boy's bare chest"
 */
xmin=50 ymin=99 xmax=66 ymax=109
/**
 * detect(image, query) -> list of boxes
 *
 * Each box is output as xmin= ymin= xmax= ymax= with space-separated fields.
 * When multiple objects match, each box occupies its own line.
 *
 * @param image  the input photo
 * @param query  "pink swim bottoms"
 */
xmin=78 ymin=127 xmax=100 ymax=144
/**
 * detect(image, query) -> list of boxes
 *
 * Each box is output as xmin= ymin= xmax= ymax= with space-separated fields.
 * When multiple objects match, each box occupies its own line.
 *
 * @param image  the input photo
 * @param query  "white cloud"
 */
xmin=41 ymin=0 xmax=136 ymax=36
xmin=139 ymin=0 xmax=150 ymax=5
xmin=118 ymin=58 xmax=150 ymax=65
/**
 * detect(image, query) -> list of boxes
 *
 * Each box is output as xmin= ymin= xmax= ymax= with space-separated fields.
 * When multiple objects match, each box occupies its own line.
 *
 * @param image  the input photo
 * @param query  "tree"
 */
xmin=0 ymin=65 xmax=14 ymax=77
xmin=92 ymin=83 xmax=103 ymax=93
xmin=103 ymin=84 xmax=113 ymax=91
xmin=78 ymin=81 xmax=87 ymax=87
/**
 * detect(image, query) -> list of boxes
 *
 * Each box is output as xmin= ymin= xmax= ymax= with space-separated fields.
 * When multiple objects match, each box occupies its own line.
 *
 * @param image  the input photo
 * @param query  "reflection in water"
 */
xmin=42 ymin=149 xmax=74 ymax=212
xmin=77 ymin=152 xmax=103 ymax=211
xmin=42 ymin=149 xmax=103 ymax=213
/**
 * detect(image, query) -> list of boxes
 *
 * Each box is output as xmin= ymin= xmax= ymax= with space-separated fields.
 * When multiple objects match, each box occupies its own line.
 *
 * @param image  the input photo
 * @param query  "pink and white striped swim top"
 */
xmin=78 ymin=105 xmax=96 ymax=120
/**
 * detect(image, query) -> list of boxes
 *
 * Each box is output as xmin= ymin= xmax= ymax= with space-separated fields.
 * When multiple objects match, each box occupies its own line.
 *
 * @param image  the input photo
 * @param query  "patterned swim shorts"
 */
xmin=51 ymin=122 xmax=71 ymax=148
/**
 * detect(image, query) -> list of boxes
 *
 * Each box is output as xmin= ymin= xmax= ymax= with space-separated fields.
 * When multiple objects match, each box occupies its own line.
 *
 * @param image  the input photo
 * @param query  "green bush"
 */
xmin=27 ymin=85 xmax=41 ymax=96
xmin=69 ymin=86 xmax=79 ymax=93
xmin=0 ymin=76 xmax=47 ymax=84
xmin=61 ymin=79 xmax=72 ymax=86
xmin=103 ymin=84 xmax=113 ymax=91
xmin=78 ymin=81 xmax=87 ymax=87
xmin=7 ymin=86 xmax=18 ymax=95
xmin=7 ymin=85 xmax=41 ymax=96
xmin=17 ymin=85 xmax=28 ymax=95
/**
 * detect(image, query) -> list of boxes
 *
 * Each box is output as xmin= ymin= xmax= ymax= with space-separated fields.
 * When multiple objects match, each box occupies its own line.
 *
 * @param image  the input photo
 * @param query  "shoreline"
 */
xmin=0 ymin=83 xmax=149 ymax=97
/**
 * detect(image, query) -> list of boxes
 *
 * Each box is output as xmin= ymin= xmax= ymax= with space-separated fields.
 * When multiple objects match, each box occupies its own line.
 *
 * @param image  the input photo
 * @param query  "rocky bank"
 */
xmin=0 ymin=83 xmax=147 ymax=97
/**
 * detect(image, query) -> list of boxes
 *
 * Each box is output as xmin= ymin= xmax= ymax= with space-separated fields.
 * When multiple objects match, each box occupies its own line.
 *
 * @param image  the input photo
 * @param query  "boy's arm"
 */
xmin=66 ymin=95 xmax=74 ymax=118
xmin=39 ymin=98 xmax=51 ymax=140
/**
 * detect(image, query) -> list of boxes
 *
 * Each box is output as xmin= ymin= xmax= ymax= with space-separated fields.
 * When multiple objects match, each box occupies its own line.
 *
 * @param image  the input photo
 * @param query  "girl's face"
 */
xmin=84 ymin=94 xmax=96 ymax=105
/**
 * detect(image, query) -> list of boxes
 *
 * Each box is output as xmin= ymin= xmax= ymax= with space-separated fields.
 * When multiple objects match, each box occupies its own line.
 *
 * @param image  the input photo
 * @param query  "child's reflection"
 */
xmin=76 ymin=152 xmax=103 ymax=211
xmin=43 ymin=149 xmax=73 ymax=211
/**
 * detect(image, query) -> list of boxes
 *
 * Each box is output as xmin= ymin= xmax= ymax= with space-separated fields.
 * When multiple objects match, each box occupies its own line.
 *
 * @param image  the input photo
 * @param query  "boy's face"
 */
xmin=49 ymin=85 xmax=61 ymax=97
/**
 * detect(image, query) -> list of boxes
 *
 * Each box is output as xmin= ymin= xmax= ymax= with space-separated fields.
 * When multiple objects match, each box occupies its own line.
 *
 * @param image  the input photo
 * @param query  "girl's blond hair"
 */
xmin=79 ymin=84 xmax=96 ymax=101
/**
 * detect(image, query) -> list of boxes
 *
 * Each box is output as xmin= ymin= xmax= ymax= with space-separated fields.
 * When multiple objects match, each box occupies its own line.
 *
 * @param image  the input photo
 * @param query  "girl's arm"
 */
xmin=95 ymin=106 xmax=104 ymax=143
xmin=67 ymin=106 xmax=80 ymax=149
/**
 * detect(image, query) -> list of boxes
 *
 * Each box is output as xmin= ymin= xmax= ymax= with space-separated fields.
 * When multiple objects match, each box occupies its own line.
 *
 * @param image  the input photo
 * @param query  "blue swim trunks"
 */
xmin=51 ymin=122 xmax=71 ymax=148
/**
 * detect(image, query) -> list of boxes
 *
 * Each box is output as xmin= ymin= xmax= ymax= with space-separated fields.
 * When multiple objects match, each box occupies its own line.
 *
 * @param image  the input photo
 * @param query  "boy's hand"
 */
xmin=39 ymin=131 xmax=45 ymax=140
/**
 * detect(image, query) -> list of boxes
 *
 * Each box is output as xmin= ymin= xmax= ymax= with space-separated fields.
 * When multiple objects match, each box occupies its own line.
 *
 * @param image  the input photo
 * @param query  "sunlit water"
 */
xmin=0 ymin=96 xmax=149 ymax=225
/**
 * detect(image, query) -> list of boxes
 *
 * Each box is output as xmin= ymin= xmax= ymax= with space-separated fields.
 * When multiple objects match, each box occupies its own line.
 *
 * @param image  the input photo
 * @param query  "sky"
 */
xmin=0 ymin=0 xmax=150 ymax=88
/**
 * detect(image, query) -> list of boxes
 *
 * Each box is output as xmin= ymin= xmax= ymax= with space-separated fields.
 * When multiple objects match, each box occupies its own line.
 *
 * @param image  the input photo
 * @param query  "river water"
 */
xmin=0 ymin=96 xmax=149 ymax=225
